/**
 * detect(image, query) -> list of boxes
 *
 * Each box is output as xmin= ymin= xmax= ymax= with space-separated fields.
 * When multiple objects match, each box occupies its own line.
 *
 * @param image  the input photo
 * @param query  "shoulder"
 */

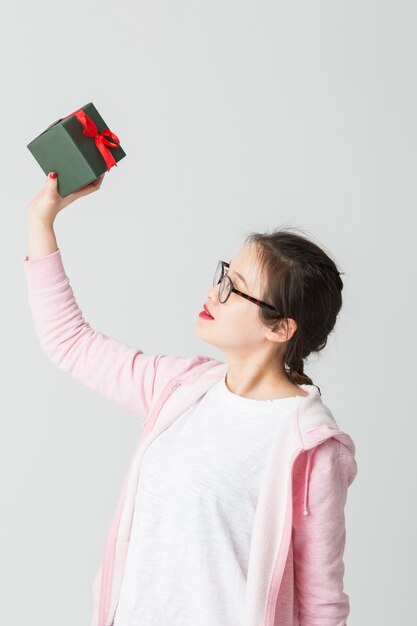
xmin=153 ymin=353 xmax=224 ymax=394
xmin=293 ymin=437 xmax=358 ymax=490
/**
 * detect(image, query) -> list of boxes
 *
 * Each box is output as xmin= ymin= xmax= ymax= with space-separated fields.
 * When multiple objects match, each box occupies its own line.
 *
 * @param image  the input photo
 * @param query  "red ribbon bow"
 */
xmin=65 ymin=109 xmax=120 ymax=172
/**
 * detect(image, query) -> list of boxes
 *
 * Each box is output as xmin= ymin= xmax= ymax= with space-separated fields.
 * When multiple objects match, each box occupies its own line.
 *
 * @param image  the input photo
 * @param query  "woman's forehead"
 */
xmin=229 ymin=244 xmax=263 ymax=286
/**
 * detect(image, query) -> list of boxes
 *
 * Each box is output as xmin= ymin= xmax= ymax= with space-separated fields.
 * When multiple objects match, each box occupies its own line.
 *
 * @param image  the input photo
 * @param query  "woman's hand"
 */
xmin=27 ymin=171 xmax=106 ymax=226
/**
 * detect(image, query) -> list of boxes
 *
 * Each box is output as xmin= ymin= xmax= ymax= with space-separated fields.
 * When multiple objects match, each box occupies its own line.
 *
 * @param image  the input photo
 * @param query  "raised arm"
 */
xmin=23 ymin=173 xmax=196 ymax=425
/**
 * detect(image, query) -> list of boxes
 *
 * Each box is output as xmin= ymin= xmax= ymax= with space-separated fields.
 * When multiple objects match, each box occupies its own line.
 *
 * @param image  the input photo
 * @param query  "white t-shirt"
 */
xmin=113 ymin=371 xmax=306 ymax=626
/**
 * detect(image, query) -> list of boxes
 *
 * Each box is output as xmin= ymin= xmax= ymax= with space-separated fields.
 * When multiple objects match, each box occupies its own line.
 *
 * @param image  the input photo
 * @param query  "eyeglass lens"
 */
xmin=213 ymin=262 xmax=231 ymax=303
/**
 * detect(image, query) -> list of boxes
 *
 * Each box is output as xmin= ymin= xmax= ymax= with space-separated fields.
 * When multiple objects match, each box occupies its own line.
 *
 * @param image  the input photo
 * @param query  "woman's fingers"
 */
xmin=63 ymin=173 xmax=106 ymax=204
xmin=45 ymin=172 xmax=59 ymax=194
xmin=28 ymin=172 xmax=106 ymax=221
xmin=77 ymin=173 xmax=105 ymax=194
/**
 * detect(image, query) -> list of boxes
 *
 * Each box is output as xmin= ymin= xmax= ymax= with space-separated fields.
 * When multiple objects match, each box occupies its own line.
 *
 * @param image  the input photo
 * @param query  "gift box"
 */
xmin=27 ymin=102 xmax=126 ymax=198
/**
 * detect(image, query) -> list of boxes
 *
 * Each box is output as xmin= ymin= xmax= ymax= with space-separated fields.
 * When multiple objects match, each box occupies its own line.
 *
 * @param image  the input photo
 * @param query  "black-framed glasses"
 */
xmin=213 ymin=260 xmax=281 ymax=316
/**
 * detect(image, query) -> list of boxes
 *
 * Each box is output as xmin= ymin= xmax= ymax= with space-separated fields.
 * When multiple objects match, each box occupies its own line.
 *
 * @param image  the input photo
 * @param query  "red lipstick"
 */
xmin=199 ymin=304 xmax=214 ymax=320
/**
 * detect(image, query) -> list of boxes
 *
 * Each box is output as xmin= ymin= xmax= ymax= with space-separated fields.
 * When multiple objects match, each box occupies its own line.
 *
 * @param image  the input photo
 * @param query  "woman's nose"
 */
xmin=208 ymin=283 xmax=219 ymax=302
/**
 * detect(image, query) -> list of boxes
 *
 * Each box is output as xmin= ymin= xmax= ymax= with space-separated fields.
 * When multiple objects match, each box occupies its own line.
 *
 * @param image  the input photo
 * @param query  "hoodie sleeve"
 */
xmin=292 ymin=439 xmax=358 ymax=626
xmin=22 ymin=248 xmax=188 ymax=426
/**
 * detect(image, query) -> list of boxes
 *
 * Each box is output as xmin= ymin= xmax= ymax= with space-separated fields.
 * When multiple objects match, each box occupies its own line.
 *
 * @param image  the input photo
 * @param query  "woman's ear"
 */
xmin=266 ymin=317 xmax=298 ymax=344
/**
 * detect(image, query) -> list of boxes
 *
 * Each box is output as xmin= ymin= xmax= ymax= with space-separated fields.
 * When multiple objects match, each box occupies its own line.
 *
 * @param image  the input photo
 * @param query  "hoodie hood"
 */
xmin=174 ymin=359 xmax=356 ymax=517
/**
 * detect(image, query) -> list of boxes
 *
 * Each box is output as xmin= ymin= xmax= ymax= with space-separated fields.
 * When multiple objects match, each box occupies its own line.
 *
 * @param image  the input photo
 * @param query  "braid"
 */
xmin=286 ymin=358 xmax=312 ymax=386
xmin=286 ymin=358 xmax=321 ymax=396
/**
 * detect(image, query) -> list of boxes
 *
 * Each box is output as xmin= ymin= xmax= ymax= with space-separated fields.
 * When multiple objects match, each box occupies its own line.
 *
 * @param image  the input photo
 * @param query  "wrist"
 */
xmin=27 ymin=208 xmax=55 ymax=229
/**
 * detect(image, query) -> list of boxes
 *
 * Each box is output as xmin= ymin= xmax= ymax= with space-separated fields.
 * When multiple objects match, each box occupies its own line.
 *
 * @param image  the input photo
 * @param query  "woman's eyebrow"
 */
xmin=228 ymin=261 xmax=248 ymax=288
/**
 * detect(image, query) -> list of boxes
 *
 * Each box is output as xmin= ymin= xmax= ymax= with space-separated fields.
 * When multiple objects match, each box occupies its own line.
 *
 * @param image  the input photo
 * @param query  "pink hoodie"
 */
xmin=23 ymin=248 xmax=358 ymax=626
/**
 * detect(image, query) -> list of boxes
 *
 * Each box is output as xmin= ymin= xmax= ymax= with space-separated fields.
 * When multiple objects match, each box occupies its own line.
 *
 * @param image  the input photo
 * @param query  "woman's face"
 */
xmin=194 ymin=243 xmax=279 ymax=358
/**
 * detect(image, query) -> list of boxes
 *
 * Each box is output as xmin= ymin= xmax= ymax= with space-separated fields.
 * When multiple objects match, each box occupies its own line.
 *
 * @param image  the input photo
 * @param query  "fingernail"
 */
xmin=49 ymin=172 xmax=57 ymax=179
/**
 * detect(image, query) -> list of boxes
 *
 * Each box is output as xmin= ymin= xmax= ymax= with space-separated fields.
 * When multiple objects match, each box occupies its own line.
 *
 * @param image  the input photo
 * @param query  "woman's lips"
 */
xmin=199 ymin=304 xmax=214 ymax=320
xmin=204 ymin=304 xmax=214 ymax=318
xmin=199 ymin=310 xmax=214 ymax=320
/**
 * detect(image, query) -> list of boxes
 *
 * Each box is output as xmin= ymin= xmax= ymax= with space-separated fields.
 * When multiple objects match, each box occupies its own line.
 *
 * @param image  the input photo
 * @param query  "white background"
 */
xmin=2 ymin=1 xmax=416 ymax=624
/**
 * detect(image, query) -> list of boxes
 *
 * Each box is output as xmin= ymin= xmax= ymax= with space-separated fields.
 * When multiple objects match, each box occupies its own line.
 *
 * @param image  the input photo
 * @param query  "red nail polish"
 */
xmin=49 ymin=172 xmax=57 ymax=179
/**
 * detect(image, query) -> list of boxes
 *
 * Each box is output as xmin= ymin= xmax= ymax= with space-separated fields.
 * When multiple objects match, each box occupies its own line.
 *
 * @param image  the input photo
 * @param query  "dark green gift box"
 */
xmin=27 ymin=102 xmax=126 ymax=198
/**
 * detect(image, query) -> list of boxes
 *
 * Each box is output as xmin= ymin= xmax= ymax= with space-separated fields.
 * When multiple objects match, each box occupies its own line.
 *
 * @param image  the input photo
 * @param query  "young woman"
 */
xmin=24 ymin=172 xmax=358 ymax=626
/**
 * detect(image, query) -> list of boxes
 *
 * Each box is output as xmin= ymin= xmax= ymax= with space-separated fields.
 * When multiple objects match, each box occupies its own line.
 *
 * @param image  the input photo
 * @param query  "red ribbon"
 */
xmin=64 ymin=109 xmax=120 ymax=172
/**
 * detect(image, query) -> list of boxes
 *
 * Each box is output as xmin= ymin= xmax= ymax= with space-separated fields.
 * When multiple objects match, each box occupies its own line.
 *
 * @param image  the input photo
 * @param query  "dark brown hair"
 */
xmin=243 ymin=226 xmax=344 ymax=395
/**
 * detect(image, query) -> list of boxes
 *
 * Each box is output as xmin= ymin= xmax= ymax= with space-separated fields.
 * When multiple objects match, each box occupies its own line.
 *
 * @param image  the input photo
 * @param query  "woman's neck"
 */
xmin=225 ymin=371 xmax=308 ymax=400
